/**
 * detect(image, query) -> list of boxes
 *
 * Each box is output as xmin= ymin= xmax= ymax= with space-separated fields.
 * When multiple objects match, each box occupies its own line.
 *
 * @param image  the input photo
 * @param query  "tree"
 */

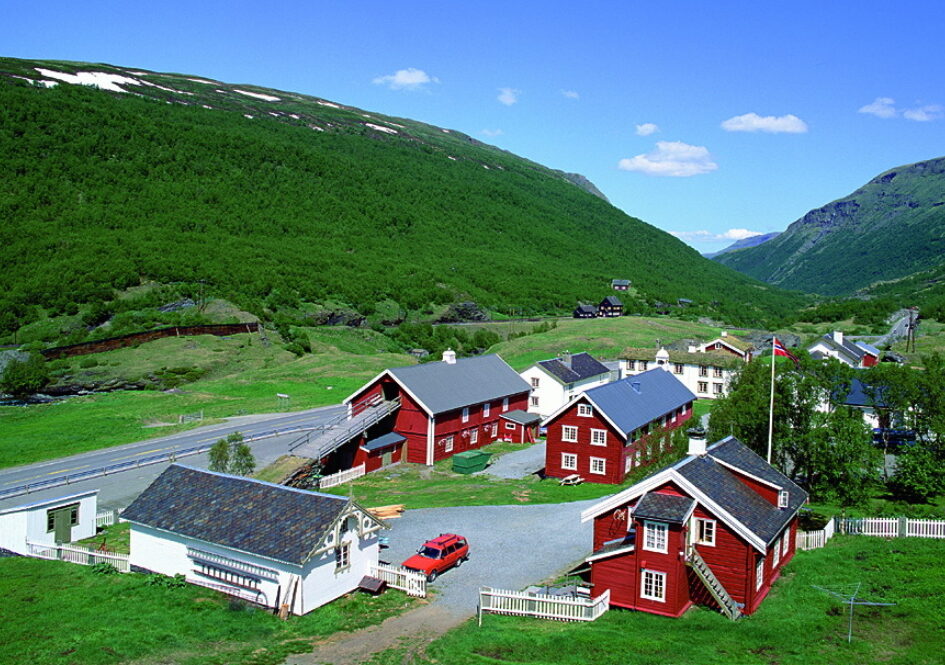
xmin=208 ymin=432 xmax=255 ymax=476
xmin=809 ymin=406 xmax=881 ymax=506
xmin=230 ymin=441 xmax=256 ymax=476
xmin=208 ymin=438 xmax=231 ymax=473
xmin=890 ymin=444 xmax=945 ymax=502
xmin=0 ymin=352 xmax=49 ymax=397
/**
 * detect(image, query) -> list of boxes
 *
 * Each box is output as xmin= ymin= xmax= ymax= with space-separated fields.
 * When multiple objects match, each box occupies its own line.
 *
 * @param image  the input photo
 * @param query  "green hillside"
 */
xmin=715 ymin=156 xmax=945 ymax=295
xmin=0 ymin=57 xmax=803 ymax=336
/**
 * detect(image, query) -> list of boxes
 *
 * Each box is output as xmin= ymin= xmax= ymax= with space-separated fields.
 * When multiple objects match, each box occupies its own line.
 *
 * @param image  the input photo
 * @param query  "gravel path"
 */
xmin=476 ymin=442 xmax=547 ymax=480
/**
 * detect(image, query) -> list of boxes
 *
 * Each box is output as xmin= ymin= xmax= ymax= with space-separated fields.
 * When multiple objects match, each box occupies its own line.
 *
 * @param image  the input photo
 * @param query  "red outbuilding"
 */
xmin=542 ymin=369 xmax=695 ymax=484
xmin=581 ymin=432 xmax=808 ymax=619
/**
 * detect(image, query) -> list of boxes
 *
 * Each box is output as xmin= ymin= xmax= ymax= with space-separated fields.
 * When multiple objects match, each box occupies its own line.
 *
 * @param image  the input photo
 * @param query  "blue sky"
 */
xmin=4 ymin=1 xmax=944 ymax=253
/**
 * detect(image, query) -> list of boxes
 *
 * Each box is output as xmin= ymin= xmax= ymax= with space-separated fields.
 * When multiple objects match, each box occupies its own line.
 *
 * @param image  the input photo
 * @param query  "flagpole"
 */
xmin=767 ymin=337 xmax=776 ymax=464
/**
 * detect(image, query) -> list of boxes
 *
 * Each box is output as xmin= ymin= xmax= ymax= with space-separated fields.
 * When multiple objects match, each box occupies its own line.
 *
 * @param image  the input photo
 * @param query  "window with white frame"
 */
xmin=643 ymin=521 xmax=668 ymax=553
xmin=778 ymin=490 xmax=789 ymax=508
xmin=781 ymin=531 xmax=789 ymax=557
xmin=772 ymin=538 xmax=780 ymax=567
xmin=530 ymin=396 xmax=539 ymax=407
xmin=640 ymin=361 xmax=648 ymax=371
xmin=627 ymin=359 xmax=636 ymax=370
xmin=713 ymin=383 xmax=723 ymax=395
xmin=444 ymin=436 xmax=454 ymax=453
xmin=577 ymin=403 xmax=593 ymax=417
xmin=699 ymin=365 xmax=708 ymax=377
xmin=335 ymin=542 xmax=350 ymax=571
xmin=674 ymin=363 xmax=684 ymax=374
xmin=462 ymin=407 xmax=469 ymax=423
xmin=491 ymin=423 xmax=498 ymax=437
xmin=713 ymin=366 xmax=723 ymax=378
xmin=755 ymin=556 xmax=765 ymax=590
xmin=590 ymin=428 xmax=607 ymax=446
xmin=531 ymin=377 xmax=540 ymax=388
xmin=562 ymin=425 xmax=578 ymax=442
xmin=483 ymin=402 xmax=491 ymax=418
xmin=698 ymin=381 xmax=708 ymax=393
xmin=695 ymin=518 xmax=716 ymax=546
xmin=505 ymin=421 xmax=516 ymax=430
xmin=470 ymin=428 xmax=478 ymax=445
xmin=625 ymin=455 xmax=633 ymax=473
xmin=502 ymin=397 xmax=509 ymax=412
xmin=589 ymin=457 xmax=606 ymax=475
xmin=641 ymin=569 xmax=666 ymax=602
xmin=561 ymin=452 xmax=577 ymax=471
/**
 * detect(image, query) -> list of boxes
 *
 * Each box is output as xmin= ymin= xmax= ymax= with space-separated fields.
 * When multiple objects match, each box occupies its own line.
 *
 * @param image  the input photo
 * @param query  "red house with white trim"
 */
xmin=542 ymin=370 xmax=695 ymax=484
xmin=344 ymin=351 xmax=531 ymax=466
xmin=580 ymin=432 xmax=808 ymax=619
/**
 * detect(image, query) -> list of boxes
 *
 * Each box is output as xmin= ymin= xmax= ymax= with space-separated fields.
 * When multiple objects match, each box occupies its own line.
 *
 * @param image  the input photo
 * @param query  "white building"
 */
xmin=619 ymin=346 xmax=739 ymax=399
xmin=122 ymin=465 xmax=386 ymax=615
xmin=0 ymin=490 xmax=98 ymax=555
xmin=697 ymin=331 xmax=755 ymax=361
xmin=808 ymin=331 xmax=880 ymax=368
xmin=519 ymin=352 xmax=615 ymax=418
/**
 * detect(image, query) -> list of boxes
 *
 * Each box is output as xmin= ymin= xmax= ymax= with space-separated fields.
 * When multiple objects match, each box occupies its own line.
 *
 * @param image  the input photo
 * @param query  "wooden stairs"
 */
xmin=686 ymin=546 xmax=743 ymax=621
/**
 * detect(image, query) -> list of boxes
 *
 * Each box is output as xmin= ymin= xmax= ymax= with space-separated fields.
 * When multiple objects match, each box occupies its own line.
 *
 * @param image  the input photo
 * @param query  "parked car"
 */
xmin=401 ymin=533 xmax=469 ymax=582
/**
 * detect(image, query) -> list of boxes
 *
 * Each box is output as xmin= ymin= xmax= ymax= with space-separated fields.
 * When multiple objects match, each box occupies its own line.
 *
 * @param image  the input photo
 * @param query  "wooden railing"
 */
xmin=369 ymin=564 xmax=426 ymax=597
xmin=26 ymin=540 xmax=130 ymax=572
xmin=478 ymin=587 xmax=609 ymax=624
xmin=685 ymin=547 xmax=741 ymax=621
xmin=318 ymin=464 xmax=366 ymax=489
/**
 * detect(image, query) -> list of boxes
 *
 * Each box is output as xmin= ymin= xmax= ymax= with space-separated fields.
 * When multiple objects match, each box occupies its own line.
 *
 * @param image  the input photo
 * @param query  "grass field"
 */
xmin=0 ymin=556 xmax=420 ymax=665
xmin=367 ymin=535 xmax=945 ymax=665
xmin=76 ymin=521 xmax=131 ymax=554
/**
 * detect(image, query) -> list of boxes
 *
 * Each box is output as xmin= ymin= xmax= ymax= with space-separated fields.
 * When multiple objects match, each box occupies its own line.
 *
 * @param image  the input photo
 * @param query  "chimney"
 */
xmin=561 ymin=351 xmax=572 ymax=368
xmin=833 ymin=330 xmax=844 ymax=345
xmin=688 ymin=344 xmax=697 ymax=353
xmin=442 ymin=348 xmax=456 ymax=365
xmin=656 ymin=347 xmax=670 ymax=370
xmin=721 ymin=330 xmax=728 ymax=337
xmin=687 ymin=427 xmax=707 ymax=456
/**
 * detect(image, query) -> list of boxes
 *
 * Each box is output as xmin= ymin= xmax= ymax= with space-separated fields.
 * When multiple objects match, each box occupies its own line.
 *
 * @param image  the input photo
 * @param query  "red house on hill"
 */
xmin=344 ymin=351 xmax=531 ymax=466
xmin=542 ymin=370 xmax=695 ymax=484
xmin=580 ymin=433 xmax=808 ymax=619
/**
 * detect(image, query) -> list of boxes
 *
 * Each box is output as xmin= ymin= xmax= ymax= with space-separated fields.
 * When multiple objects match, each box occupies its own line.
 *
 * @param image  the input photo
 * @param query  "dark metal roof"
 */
xmin=583 ymin=370 xmax=696 ymax=438
xmin=537 ymin=352 xmax=610 ymax=384
xmin=600 ymin=295 xmax=623 ymax=307
xmin=363 ymin=432 xmax=406 ymax=451
xmin=839 ymin=378 xmax=889 ymax=409
xmin=500 ymin=409 xmax=542 ymax=425
xmin=122 ymin=465 xmax=349 ymax=565
xmin=611 ymin=279 xmax=631 ymax=286
xmin=388 ymin=354 xmax=530 ymax=415
xmin=633 ymin=492 xmax=694 ymax=524
xmin=574 ymin=304 xmax=598 ymax=315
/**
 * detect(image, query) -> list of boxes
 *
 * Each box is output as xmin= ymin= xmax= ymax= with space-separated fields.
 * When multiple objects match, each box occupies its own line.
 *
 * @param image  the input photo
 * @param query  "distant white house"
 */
xmin=0 ymin=490 xmax=98 ymax=556
xmin=696 ymin=331 xmax=755 ymax=362
xmin=122 ymin=465 xmax=386 ymax=615
xmin=808 ymin=331 xmax=880 ymax=368
xmin=519 ymin=352 xmax=615 ymax=418
xmin=619 ymin=346 xmax=740 ymax=399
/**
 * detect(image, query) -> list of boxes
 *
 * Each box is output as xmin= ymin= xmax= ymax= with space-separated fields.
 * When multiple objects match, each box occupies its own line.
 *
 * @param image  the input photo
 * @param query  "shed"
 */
xmin=0 ymin=490 xmax=98 ymax=555
xmin=499 ymin=409 xmax=542 ymax=443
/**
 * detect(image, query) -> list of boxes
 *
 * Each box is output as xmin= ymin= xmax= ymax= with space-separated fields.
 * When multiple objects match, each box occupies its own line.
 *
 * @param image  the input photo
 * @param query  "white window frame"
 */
xmin=470 ymin=428 xmax=478 ymax=445
xmin=624 ymin=455 xmax=633 ymax=473
xmin=641 ymin=569 xmax=666 ymax=602
xmin=772 ymin=538 xmax=781 ymax=567
xmin=530 ymin=395 xmax=539 ymax=407
xmin=695 ymin=518 xmax=716 ymax=546
xmin=674 ymin=363 xmax=684 ymax=375
xmin=713 ymin=383 xmax=723 ymax=395
xmin=755 ymin=556 xmax=765 ymax=590
xmin=699 ymin=365 xmax=708 ymax=377
xmin=562 ymin=425 xmax=578 ymax=443
xmin=627 ymin=359 xmax=636 ymax=370
xmin=643 ymin=521 xmax=668 ymax=553
xmin=462 ymin=407 xmax=469 ymax=423
xmin=698 ymin=381 xmax=708 ymax=394
xmin=335 ymin=542 xmax=350 ymax=572
xmin=713 ymin=366 xmax=723 ymax=378
xmin=640 ymin=361 xmax=648 ymax=371
xmin=561 ymin=452 xmax=577 ymax=471
xmin=778 ymin=490 xmax=789 ymax=508
xmin=444 ymin=436 xmax=454 ymax=453
xmin=531 ymin=377 xmax=540 ymax=388
xmin=502 ymin=397 xmax=509 ymax=412
xmin=483 ymin=402 xmax=491 ymax=418
xmin=491 ymin=423 xmax=498 ymax=437
xmin=781 ymin=531 xmax=789 ymax=557
xmin=590 ymin=428 xmax=607 ymax=446
xmin=577 ymin=403 xmax=593 ymax=417
xmin=589 ymin=456 xmax=606 ymax=475
xmin=505 ymin=421 xmax=516 ymax=430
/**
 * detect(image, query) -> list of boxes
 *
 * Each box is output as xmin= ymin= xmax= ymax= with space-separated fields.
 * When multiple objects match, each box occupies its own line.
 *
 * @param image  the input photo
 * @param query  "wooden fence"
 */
xmin=26 ymin=540 xmax=130 ymax=572
xmin=478 ymin=587 xmax=610 ymax=624
xmin=799 ymin=516 xmax=945 ymax=550
xmin=369 ymin=563 xmax=426 ymax=597
xmin=797 ymin=517 xmax=837 ymax=551
xmin=95 ymin=509 xmax=119 ymax=528
xmin=319 ymin=464 xmax=366 ymax=489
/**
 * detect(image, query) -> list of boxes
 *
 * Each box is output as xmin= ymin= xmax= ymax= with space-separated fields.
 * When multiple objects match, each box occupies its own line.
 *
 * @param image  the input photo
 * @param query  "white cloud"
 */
xmin=721 ymin=112 xmax=808 ymax=133
xmin=481 ymin=128 xmax=504 ymax=137
xmin=372 ymin=68 xmax=439 ymax=91
xmin=617 ymin=141 xmax=718 ymax=177
xmin=670 ymin=228 xmax=764 ymax=243
xmin=859 ymin=97 xmax=897 ymax=119
xmin=635 ymin=122 xmax=659 ymax=136
xmin=561 ymin=89 xmax=579 ymax=100
xmin=497 ymin=87 xmax=520 ymax=106
xmin=903 ymin=104 xmax=944 ymax=122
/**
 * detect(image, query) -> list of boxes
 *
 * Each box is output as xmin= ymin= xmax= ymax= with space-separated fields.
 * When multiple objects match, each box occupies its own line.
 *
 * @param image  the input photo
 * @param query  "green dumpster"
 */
xmin=452 ymin=450 xmax=491 ymax=474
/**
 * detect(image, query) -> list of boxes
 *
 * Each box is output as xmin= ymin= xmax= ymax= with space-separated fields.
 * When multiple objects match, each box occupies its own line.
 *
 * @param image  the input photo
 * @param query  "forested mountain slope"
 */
xmin=715 ymin=157 xmax=945 ymax=295
xmin=0 ymin=57 xmax=803 ymax=332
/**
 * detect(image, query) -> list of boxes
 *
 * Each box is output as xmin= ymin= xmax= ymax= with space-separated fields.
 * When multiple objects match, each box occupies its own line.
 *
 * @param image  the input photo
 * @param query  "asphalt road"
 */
xmin=0 ymin=403 xmax=346 ymax=510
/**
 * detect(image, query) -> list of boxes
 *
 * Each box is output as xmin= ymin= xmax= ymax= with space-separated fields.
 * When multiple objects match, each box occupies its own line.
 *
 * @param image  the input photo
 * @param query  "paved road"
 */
xmin=0 ymin=404 xmax=345 ymax=510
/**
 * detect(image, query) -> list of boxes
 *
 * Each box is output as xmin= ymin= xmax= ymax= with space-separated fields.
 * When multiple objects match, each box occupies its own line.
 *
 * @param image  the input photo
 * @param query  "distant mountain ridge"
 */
xmin=703 ymin=232 xmax=780 ymax=259
xmin=714 ymin=157 xmax=945 ymax=295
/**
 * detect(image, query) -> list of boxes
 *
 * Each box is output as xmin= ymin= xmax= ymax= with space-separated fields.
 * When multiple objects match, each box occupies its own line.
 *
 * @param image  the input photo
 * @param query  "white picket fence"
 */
xmin=95 ymin=509 xmax=118 ymax=528
xmin=319 ymin=464 xmax=366 ymax=489
xmin=799 ymin=516 xmax=945 ymax=550
xmin=25 ymin=540 xmax=130 ymax=572
xmin=369 ymin=563 xmax=427 ymax=597
xmin=906 ymin=518 xmax=945 ymax=538
xmin=797 ymin=517 xmax=837 ymax=551
xmin=478 ymin=587 xmax=610 ymax=624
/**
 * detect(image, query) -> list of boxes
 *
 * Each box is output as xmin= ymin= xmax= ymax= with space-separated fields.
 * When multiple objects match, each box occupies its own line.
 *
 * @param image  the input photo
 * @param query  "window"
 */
xmin=695 ymin=518 xmax=716 ymax=546
xmin=470 ymin=428 xmax=478 ymax=445
xmin=530 ymin=396 xmax=539 ymax=407
xmin=561 ymin=453 xmax=577 ymax=471
xmin=505 ymin=422 xmax=516 ymax=430
xmin=47 ymin=504 xmax=79 ymax=532
xmin=772 ymin=538 xmax=781 ymax=567
xmin=713 ymin=366 xmax=723 ymax=378
xmin=641 ymin=570 xmax=666 ymax=602
xmin=590 ymin=429 xmax=607 ymax=446
xmin=625 ymin=455 xmax=633 ymax=473
xmin=483 ymin=402 xmax=491 ymax=417
xmin=626 ymin=359 xmax=636 ymax=371
xmin=462 ymin=407 xmax=469 ymax=423
xmin=491 ymin=423 xmax=498 ymax=437
xmin=577 ymin=403 xmax=593 ymax=417
xmin=335 ymin=542 xmax=350 ymax=571
xmin=781 ymin=531 xmax=789 ymax=557
xmin=590 ymin=457 xmax=607 ymax=475
xmin=640 ymin=361 xmax=648 ymax=371
xmin=698 ymin=381 xmax=708 ymax=393
xmin=755 ymin=556 xmax=765 ymax=590
xmin=562 ymin=425 xmax=578 ymax=442
xmin=674 ymin=363 xmax=684 ymax=374
xmin=778 ymin=490 xmax=789 ymax=508
xmin=502 ymin=397 xmax=509 ymax=412
xmin=699 ymin=365 xmax=708 ymax=377
xmin=444 ymin=436 xmax=454 ymax=453
xmin=196 ymin=562 xmax=261 ymax=589
xmin=643 ymin=521 xmax=668 ymax=553
xmin=713 ymin=383 xmax=723 ymax=395
xmin=531 ymin=377 xmax=540 ymax=388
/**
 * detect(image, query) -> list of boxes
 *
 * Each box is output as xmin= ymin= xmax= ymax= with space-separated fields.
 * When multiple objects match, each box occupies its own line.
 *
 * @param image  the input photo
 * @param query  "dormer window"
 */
xmin=578 ymin=403 xmax=593 ymax=417
xmin=778 ymin=490 xmax=789 ymax=508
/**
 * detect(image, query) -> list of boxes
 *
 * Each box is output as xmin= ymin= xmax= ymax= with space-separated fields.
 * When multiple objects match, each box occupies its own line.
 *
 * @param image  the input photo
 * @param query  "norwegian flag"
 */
xmin=772 ymin=337 xmax=798 ymax=363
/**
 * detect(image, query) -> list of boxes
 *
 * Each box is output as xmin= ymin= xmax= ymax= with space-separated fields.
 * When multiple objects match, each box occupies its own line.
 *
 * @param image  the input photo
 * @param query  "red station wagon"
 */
xmin=402 ymin=533 xmax=469 ymax=582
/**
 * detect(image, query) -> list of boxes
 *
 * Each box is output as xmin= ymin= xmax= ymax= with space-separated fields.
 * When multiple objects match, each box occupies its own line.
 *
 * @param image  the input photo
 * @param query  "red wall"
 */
xmin=428 ymin=392 xmax=529 ymax=463
xmin=725 ymin=468 xmax=779 ymax=506
xmin=545 ymin=397 xmax=626 ymax=483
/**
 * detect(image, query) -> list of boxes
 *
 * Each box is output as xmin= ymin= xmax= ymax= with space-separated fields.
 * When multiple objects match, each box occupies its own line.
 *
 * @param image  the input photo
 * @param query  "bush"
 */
xmin=90 ymin=562 xmax=119 ymax=575
xmin=144 ymin=573 xmax=186 ymax=588
xmin=79 ymin=356 xmax=98 ymax=368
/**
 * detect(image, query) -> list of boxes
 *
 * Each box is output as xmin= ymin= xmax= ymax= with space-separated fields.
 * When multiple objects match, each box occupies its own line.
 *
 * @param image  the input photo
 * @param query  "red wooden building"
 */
xmin=580 ymin=433 xmax=808 ymax=619
xmin=344 ymin=351 xmax=531 ymax=466
xmin=542 ymin=369 xmax=695 ymax=484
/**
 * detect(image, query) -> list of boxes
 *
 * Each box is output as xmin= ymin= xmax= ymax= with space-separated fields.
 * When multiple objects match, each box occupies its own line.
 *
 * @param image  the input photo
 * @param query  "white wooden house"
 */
xmin=122 ymin=465 xmax=386 ymax=615
xmin=620 ymin=347 xmax=739 ymax=400
xmin=0 ymin=490 xmax=98 ymax=555
xmin=520 ymin=352 xmax=615 ymax=418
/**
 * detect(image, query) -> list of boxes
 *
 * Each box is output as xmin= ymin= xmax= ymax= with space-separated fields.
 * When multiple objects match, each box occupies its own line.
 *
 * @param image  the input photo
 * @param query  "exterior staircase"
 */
xmin=685 ymin=546 xmax=742 ymax=621
xmin=289 ymin=396 xmax=401 ymax=461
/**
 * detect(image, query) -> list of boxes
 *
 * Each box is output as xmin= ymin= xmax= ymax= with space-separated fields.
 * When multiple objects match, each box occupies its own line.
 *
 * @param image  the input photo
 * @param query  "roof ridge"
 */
xmin=172 ymin=464 xmax=346 ymax=501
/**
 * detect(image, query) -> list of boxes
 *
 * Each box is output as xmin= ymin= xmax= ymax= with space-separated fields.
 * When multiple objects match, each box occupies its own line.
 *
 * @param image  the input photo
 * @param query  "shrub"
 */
xmin=90 ymin=562 xmax=119 ymax=575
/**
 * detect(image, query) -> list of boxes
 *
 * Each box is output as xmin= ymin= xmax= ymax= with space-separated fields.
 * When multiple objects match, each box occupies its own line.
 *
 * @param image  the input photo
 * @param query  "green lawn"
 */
xmin=76 ymin=521 xmax=131 ymax=554
xmin=370 ymin=536 xmax=945 ymax=665
xmin=0 ymin=556 xmax=420 ymax=665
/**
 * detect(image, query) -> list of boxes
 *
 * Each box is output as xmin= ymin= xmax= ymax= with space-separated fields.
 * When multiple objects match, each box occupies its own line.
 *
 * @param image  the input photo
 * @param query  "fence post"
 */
xmin=899 ymin=517 xmax=908 ymax=538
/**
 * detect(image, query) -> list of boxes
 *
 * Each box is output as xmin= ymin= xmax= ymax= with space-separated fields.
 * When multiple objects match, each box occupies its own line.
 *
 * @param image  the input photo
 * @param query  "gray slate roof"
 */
xmin=600 ymin=295 xmax=623 ymax=307
xmin=633 ymin=492 xmax=694 ymax=524
xmin=388 ymin=354 xmax=530 ymax=416
xmin=574 ymin=304 xmax=598 ymax=315
xmin=814 ymin=333 xmax=868 ymax=363
xmin=500 ymin=409 xmax=542 ymax=426
xmin=537 ymin=352 xmax=610 ymax=384
xmin=122 ymin=465 xmax=349 ymax=565
xmin=584 ymin=370 xmax=696 ymax=438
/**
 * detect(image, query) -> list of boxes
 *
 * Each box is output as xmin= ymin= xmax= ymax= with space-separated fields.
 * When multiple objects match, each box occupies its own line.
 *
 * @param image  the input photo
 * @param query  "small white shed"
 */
xmin=122 ymin=465 xmax=386 ymax=615
xmin=0 ymin=490 xmax=99 ymax=555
